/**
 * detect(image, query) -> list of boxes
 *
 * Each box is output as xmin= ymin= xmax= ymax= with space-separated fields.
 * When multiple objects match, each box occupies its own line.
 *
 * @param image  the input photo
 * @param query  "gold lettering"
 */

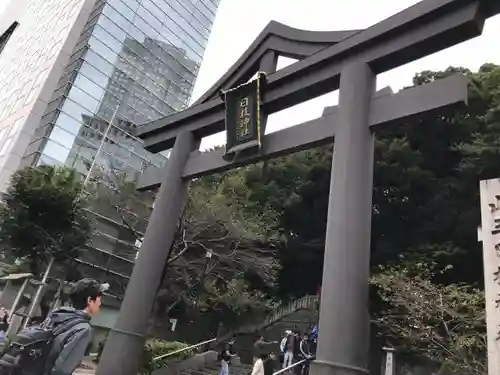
xmin=240 ymin=105 xmax=249 ymax=118
xmin=238 ymin=117 xmax=250 ymax=137
xmin=240 ymin=97 xmax=249 ymax=107
xmin=237 ymin=97 xmax=251 ymax=139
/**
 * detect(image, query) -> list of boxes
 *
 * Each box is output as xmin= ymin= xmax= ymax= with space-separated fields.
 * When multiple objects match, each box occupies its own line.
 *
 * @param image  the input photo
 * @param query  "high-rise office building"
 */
xmin=0 ymin=0 xmax=219 ymax=186
xmin=0 ymin=0 xmax=220 ymax=330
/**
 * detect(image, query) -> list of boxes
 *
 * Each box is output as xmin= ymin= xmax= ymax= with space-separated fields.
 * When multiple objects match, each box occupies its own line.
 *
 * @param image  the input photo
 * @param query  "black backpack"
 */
xmin=218 ymin=350 xmax=231 ymax=363
xmin=0 ymin=318 xmax=87 ymax=375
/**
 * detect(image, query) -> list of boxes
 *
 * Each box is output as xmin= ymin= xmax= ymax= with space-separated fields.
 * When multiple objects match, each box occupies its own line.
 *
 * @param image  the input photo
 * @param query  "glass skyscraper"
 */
xmin=22 ymin=0 xmax=218 ymax=175
xmin=0 ymin=0 xmax=220 ymax=325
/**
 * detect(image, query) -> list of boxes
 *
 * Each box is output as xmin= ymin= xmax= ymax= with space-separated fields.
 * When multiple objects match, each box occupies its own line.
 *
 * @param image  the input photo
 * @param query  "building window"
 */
xmin=0 ymin=22 xmax=19 ymax=56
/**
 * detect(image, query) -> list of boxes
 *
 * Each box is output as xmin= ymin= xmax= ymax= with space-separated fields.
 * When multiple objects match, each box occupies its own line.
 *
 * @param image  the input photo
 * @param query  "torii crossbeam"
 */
xmin=96 ymin=1 xmax=500 ymax=375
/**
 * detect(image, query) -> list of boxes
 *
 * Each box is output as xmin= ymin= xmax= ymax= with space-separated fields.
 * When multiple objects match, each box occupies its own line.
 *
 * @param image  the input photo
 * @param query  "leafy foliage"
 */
xmin=371 ymin=263 xmax=486 ymax=375
xmin=0 ymin=165 xmax=92 ymax=275
xmin=213 ymin=64 xmax=500 ymax=299
xmin=152 ymin=175 xmax=279 ymax=322
xmin=139 ymin=340 xmax=191 ymax=375
xmin=202 ymin=278 xmax=271 ymax=314
xmin=86 ymin=167 xmax=278 ymax=326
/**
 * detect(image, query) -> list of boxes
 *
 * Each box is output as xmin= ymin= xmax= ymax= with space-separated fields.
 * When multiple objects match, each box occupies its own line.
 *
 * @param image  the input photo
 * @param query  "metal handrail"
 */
xmin=273 ymin=356 xmax=316 ymax=375
xmin=153 ymin=337 xmax=217 ymax=362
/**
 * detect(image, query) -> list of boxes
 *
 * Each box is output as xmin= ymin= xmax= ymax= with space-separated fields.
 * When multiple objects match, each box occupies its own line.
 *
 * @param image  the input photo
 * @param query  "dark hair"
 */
xmin=69 ymin=278 xmax=103 ymax=310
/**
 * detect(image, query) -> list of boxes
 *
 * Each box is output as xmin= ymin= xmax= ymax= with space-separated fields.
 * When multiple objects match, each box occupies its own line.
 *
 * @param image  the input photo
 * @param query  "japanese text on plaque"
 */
xmin=237 ymin=97 xmax=251 ymax=140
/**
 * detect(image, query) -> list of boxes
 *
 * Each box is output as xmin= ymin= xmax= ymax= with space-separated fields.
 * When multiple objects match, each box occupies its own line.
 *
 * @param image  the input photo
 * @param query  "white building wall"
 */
xmin=0 ymin=0 xmax=97 ymax=191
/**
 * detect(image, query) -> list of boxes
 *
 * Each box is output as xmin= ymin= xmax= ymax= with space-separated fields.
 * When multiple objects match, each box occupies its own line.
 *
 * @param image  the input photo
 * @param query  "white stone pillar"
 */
xmin=382 ymin=347 xmax=395 ymax=375
xmin=478 ymin=178 xmax=500 ymax=375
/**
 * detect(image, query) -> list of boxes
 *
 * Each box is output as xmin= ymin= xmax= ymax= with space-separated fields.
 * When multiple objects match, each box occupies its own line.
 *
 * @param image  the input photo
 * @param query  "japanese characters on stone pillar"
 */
xmin=382 ymin=347 xmax=395 ymax=375
xmin=478 ymin=178 xmax=500 ymax=375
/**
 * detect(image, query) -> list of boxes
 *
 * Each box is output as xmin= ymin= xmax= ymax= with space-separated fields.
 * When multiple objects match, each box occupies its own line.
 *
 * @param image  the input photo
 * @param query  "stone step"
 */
xmin=73 ymin=361 xmax=96 ymax=375
xmin=72 ymin=366 xmax=253 ymax=375
xmin=74 ymin=358 xmax=254 ymax=375
xmin=182 ymin=362 xmax=253 ymax=375
xmin=73 ymin=369 xmax=95 ymax=375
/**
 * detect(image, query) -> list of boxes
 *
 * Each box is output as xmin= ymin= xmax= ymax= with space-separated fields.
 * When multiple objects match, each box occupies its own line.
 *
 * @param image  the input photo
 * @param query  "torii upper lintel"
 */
xmin=192 ymin=21 xmax=362 ymax=105
xmin=137 ymin=0 xmax=498 ymax=154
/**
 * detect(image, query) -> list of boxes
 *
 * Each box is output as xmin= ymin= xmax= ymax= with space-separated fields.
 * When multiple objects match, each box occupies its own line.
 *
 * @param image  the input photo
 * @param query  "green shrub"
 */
xmin=139 ymin=340 xmax=192 ymax=375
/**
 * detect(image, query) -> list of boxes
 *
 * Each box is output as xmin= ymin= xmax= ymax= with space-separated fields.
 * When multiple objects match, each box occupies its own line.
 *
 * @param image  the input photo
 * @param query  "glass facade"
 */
xmin=0 ymin=0 xmax=95 ymax=192
xmin=23 ymin=0 xmax=220 ymax=179
xmin=18 ymin=0 xmax=221 ymax=296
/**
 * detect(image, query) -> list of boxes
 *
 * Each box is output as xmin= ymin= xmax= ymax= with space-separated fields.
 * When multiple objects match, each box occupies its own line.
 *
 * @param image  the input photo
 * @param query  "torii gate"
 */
xmin=96 ymin=1 xmax=500 ymax=375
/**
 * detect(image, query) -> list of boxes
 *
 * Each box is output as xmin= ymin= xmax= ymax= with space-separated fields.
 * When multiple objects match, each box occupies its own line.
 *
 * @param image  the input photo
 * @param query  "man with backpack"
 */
xmin=0 ymin=278 xmax=105 ymax=375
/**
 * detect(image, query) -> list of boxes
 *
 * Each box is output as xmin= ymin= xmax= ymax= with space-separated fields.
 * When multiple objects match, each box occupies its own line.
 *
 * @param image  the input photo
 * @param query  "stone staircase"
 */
xmin=73 ymin=360 xmax=253 ymax=375
xmin=217 ymin=295 xmax=319 ymax=364
xmin=218 ymin=295 xmax=318 ymax=341
xmin=180 ymin=361 xmax=253 ymax=375
xmin=73 ymin=367 xmax=96 ymax=375
xmin=151 ymin=352 xmax=252 ymax=375
xmin=73 ymin=369 xmax=95 ymax=375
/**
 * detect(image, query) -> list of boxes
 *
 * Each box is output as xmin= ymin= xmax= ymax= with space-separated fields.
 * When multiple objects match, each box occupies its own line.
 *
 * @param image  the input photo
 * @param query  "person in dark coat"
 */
xmin=263 ymin=352 xmax=276 ymax=375
xmin=299 ymin=334 xmax=312 ymax=375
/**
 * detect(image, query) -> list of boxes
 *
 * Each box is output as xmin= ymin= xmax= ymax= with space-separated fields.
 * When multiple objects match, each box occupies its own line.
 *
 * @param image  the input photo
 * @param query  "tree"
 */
xmin=229 ymin=64 xmax=500 ymax=298
xmin=371 ymin=263 xmax=486 ymax=375
xmin=153 ymin=179 xmax=279 ymax=323
xmin=192 ymin=148 xmax=331 ymax=299
xmin=86 ymin=167 xmax=279 ymax=327
xmin=0 ymin=165 xmax=92 ymax=276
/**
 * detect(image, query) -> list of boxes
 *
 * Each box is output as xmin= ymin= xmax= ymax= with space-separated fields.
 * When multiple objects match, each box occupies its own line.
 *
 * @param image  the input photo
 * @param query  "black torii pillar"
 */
xmin=312 ymin=62 xmax=375 ymax=375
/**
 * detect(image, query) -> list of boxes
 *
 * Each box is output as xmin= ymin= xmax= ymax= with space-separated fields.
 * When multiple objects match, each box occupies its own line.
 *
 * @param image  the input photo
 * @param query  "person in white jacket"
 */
xmin=251 ymin=353 xmax=268 ymax=375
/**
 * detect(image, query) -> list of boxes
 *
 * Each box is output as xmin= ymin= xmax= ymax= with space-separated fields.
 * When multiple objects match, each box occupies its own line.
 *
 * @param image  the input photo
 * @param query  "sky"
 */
xmin=0 ymin=2 xmax=6 ymax=19
xmin=1 ymin=0 xmax=499 ymax=150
